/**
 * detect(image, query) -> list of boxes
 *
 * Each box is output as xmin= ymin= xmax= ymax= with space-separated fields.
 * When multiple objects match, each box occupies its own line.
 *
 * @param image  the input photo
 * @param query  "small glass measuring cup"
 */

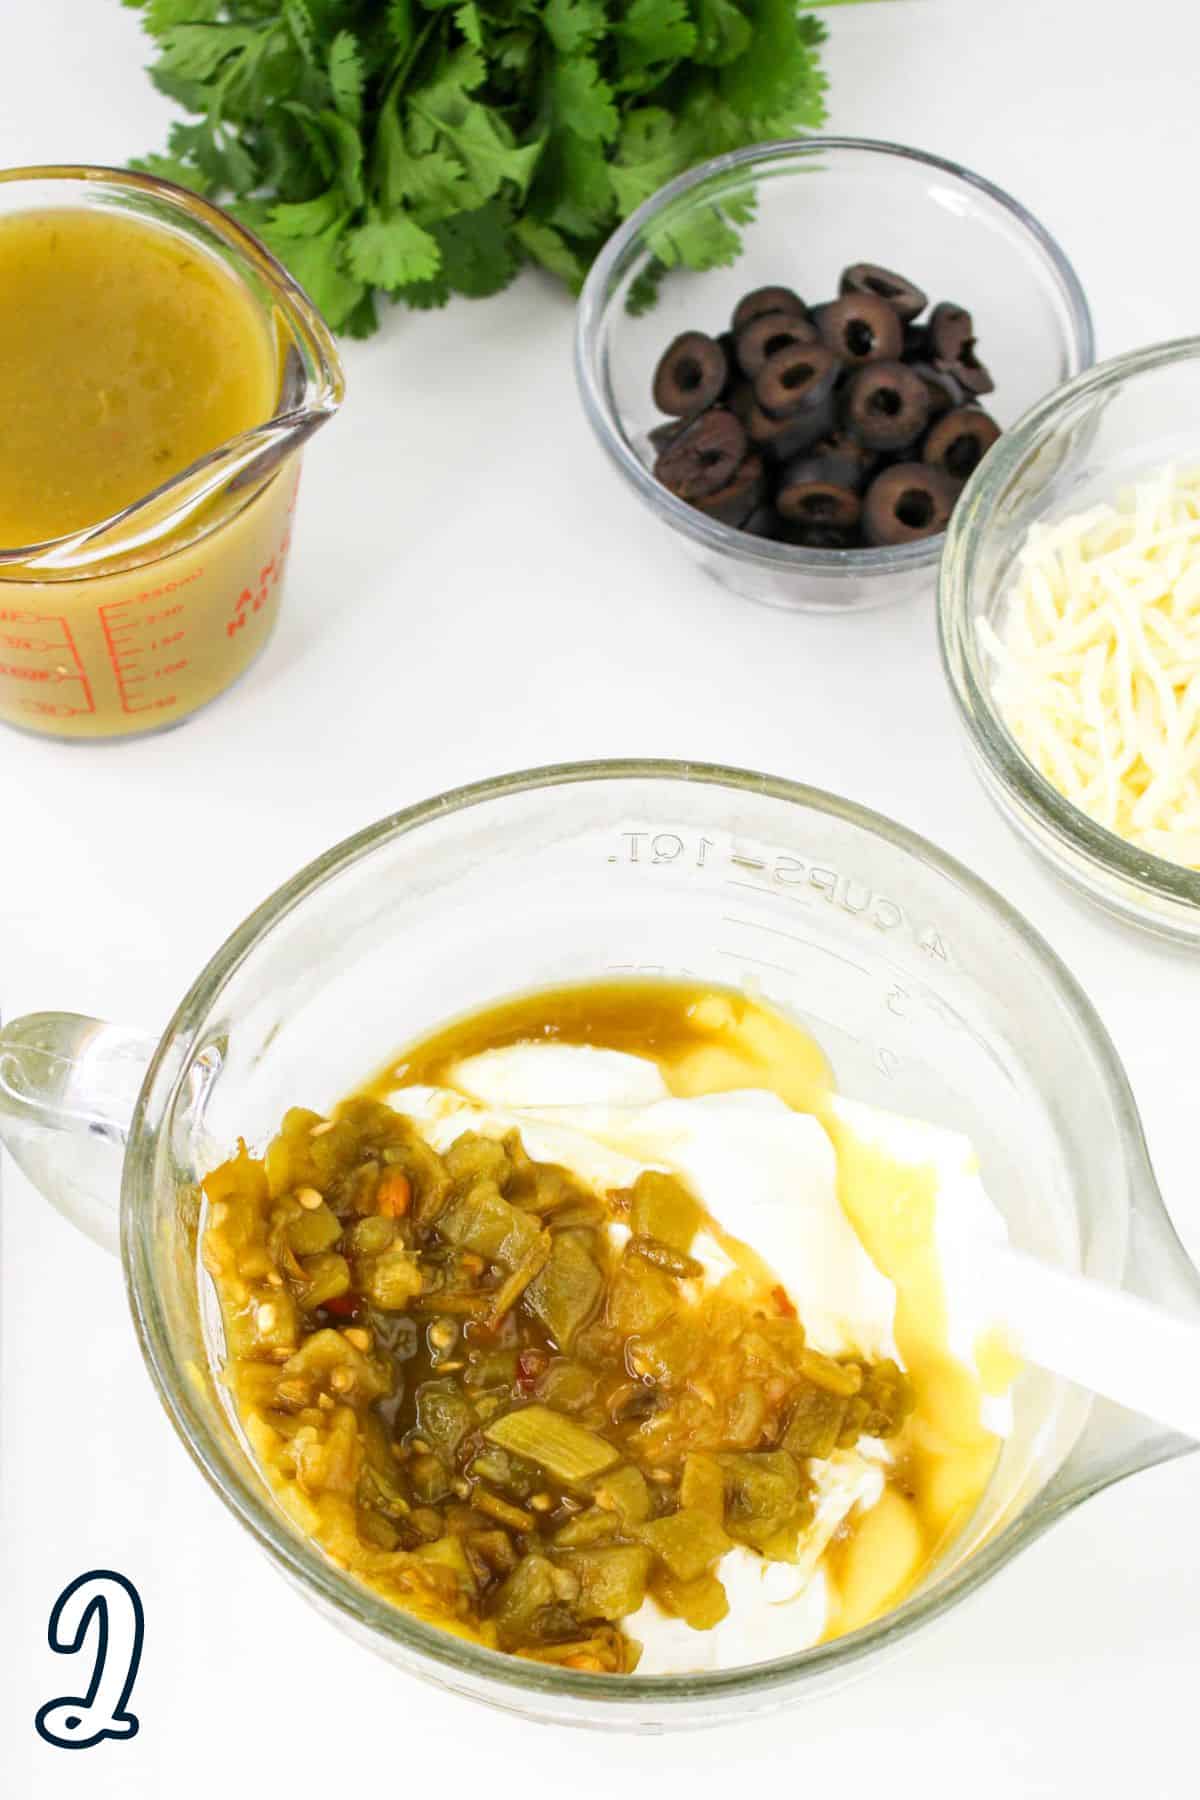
xmin=0 ymin=760 xmax=1196 ymax=1728
xmin=0 ymin=167 xmax=344 ymax=741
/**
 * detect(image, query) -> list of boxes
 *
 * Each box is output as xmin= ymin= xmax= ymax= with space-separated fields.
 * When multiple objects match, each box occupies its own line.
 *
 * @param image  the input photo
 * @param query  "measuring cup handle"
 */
xmin=0 ymin=1012 xmax=157 ymax=1255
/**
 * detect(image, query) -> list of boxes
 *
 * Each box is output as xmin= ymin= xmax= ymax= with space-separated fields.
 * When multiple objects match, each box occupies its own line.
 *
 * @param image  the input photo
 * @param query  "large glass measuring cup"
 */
xmin=0 ymin=167 xmax=343 ymax=740
xmin=0 ymin=761 xmax=1196 ymax=1728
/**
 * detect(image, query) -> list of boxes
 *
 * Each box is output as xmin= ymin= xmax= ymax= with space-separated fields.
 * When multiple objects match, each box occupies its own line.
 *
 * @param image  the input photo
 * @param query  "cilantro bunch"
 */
xmin=127 ymin=0 xmax=842 ymax=334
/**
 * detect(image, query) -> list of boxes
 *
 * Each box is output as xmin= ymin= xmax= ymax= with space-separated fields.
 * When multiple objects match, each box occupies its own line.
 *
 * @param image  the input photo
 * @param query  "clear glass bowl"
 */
xmin=939 ymin=337 xmax=1200 ymax=942
xmin=575 ymin=139 xmax=1094 ymax=614
xmin=1 ymin=762 xmax=1196 ymax=1729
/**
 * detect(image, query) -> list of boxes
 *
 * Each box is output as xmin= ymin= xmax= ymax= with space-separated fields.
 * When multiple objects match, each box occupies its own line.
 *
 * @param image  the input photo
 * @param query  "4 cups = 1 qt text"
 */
xmin=608 ymin=832 xmax=951 ymax=962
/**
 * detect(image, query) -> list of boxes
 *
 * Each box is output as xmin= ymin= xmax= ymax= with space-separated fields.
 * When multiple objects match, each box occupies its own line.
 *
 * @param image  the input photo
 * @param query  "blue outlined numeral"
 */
xmin=34 ymin=1570 xmax=144 ymax=1750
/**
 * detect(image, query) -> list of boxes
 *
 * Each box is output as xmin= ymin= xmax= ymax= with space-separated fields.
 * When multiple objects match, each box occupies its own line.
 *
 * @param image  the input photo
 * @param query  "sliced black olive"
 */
xmin=862 ymin=462 xmax=961 ymax=546
xmin=777 ymin=519 xmax=857 ymax=549
xmin=842 ymin=361 xmax=931 ymax=452
xmin=901 ymin=322 xmax=931 ymax=361
xmin=735 ymin=310 xmax=819 ymax=378
xmin=693 ymin=453 xmax=766 ymax=528
xmin=731 ymin=286 xmax=809 ymax=333
xmin=839 ymin=263 xmax=927 ymax=323
xmin=742 ymin=502 xmax=781 ymax=540
xmin=907 ymin=362 xmax=966 ymax=418
xmin=814 ymin=293 xmax=903 ymax=367
xmin=648 ymin=419 xmax=685 ymax=454
xmin=778 ymin=450 xmax=856 ymax=496
xmin=727 ymin=378 xmax=756 ymax=425
xmin=937 ymin=347 xmax=994 ymax=397
xmin=928 ymin=302 xmax=994 ymax=396
xmin=928 ymin=302 xmax=973 ymax=360
xmin=922 ymin=406 xmax=1002 ymax=480
xmin=652 ymin=331 xmax=729 ymax=417
xmin=745 ymin=394 xmax=835 ymax=461
xmin=775 ymin=467 xmax=862 ymax=531
xmin=809 ymin=432 xmax=878 ymax=491
xmin=753 ymin=342 xmax=838 ymax=420
xmin=654 ymin=407 xmax=747 ymax=500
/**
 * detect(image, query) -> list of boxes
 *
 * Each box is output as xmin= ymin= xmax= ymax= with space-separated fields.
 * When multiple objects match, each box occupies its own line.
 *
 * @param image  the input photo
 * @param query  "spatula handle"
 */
xmin=982 ymin=1241 xmax=1200 ymax=1441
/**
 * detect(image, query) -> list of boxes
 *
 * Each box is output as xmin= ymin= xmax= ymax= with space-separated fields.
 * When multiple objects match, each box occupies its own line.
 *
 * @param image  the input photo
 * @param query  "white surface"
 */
xmin=1 ymin=0 xmax=1198 ymax=1793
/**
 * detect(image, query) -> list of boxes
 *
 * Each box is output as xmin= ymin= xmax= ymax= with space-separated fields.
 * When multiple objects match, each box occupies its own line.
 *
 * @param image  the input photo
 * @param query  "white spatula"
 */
xmin=965 ymin=1238 xmax=1200 ymax=1440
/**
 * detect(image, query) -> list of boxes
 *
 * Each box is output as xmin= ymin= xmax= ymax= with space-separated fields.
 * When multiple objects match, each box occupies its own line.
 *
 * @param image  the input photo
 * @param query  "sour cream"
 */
xmin=387 ymin=1042 xmax=1011 ymax=1673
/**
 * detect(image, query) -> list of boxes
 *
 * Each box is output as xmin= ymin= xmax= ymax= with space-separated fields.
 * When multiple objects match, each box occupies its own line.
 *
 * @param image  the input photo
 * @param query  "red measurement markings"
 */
xmin=0 ymin=607 xmax=94 ymax=716
xmin=226 ymin=472 xmax=299 ymax=638
xmin=226 ymin=553 xmax=283 ymax=637
xmin=99 ymin=592 xmax=194 ymax=715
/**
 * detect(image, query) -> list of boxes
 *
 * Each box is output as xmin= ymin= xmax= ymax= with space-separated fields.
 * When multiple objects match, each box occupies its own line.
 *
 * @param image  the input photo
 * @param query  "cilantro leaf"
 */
xmin=261 ymin=220 xmax=366 ymax=327
xmin=328 ymin=30 xmax=365 ymax=128
xmin=691 ymin=0 xmax=752 ymax=66
xmin=267 ymin=189 xmax=346 ymax=237
xmin=551 ymin=57 xmax=619 ymax=143
xmin=515 ymin=217 xmax=587 ymax=289
xmin=282 ymin=0 xmax=320 ymax=69
xmin=539 ymin=128 xmax=614 ymax=234
xmin=138 ymin=0 xmax=220 ymax=29
xmin=544 ymin=0 xmax=607 ymax=55
xmin=346 ymin=210 xmax=442 ymax=287
xmin=432 ymin=200 xmax=521 ymax=297
xmin=647 ymin=202 xmax=743 ymax=272
xmin=455 ymin=3 xmax=484 ymax=48
xmin=153 ymin=22 xmax=259 ymax=81
xmin=609 ymin=106 xmax=691 ymax=215
xmin=379 ymin=99 xmax=468 ymax=214
xmin=128 ymin=0 xmax=850 ymax=332
xmin=129 ymin=151 xmax=210 ymax=190
xmin=625 ymin=255 xmax=667 ymax=315
xmin=318 ymin=107 xmax=367 ymax=206
xmin=719 ymin=0 xmax=827 ymax=125
xmin=410 ymin=53 xmax=542 ymax=206
xmin=617 ymin=0 xmax=696 ymax=73
xmin=386 ymin=0 xmax=414 ymax=48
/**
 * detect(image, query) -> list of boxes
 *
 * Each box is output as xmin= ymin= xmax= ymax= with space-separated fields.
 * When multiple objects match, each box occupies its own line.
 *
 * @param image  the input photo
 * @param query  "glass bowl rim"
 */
xmin=937 ymin=334 xmax=1200 ymax=912
xmin=575 ymin=135 xmax=1095 ymax=582
xmin=122 ymin=757 xmax=1146 ymax=1709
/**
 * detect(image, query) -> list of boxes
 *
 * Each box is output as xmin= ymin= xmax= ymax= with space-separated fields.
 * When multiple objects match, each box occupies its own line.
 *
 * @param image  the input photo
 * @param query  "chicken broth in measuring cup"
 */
xmin=0 ymin=180 xmax=340 ymax=739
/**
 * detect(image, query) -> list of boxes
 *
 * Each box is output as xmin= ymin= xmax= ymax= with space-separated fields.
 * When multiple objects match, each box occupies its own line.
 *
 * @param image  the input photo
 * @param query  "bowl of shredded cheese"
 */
xmin=939 ymin=335 xmax=1200 ymax=938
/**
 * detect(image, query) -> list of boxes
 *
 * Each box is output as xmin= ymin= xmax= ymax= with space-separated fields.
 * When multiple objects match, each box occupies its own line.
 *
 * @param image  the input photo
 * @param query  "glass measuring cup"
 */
xmin=0 ymin=167 xmax=343 ymax=741
xmin=0 ymin=760 xmax=1196 ymax=1729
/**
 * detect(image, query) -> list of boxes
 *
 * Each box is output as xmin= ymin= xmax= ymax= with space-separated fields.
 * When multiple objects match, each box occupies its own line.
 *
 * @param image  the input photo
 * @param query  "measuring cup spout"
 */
xmin=0 ymin=1012 xmax=156 ymax=1254
xmin=1033 ymin=1163 xmax=1200 ymax=1512
xmin=20 ymin=404 xmax=337 ymax=577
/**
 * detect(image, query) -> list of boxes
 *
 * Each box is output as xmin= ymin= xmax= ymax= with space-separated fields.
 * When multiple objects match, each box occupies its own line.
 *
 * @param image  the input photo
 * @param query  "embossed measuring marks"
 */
xmin=0 ymin=606 xmax=95 ymax=721
xmin=606 ymin=829 xmax=955 ymax=1083
xmin=607 ymin=829 xmax=952 ymax=962
xmin=34 ymin=1570 xmax=144 ymax=1751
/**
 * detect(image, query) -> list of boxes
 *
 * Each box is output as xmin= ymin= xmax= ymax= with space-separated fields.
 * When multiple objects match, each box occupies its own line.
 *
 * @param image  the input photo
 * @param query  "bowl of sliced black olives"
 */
xmin=577 ymin=138 xmax=1094 ymax=612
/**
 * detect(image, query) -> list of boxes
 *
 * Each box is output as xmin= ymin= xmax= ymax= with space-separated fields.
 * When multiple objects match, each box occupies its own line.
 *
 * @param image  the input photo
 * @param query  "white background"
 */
xmin=2 ymin=1 xmax=1198 ymax=1793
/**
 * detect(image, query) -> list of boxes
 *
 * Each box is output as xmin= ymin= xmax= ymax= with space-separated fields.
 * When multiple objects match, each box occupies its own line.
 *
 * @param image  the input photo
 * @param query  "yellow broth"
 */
xmin=0 ymin=205 xmax=294 ymax=739
xmin=0 ymin=208 xmax=277 ymax=546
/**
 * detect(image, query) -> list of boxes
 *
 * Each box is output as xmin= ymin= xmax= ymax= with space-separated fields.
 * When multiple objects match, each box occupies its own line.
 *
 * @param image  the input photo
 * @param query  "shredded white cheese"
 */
xmin=983 ymin=463 xmax=1200 ymax=867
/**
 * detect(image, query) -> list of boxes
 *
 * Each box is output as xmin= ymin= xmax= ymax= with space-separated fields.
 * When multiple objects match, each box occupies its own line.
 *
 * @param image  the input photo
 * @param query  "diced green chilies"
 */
xmin=485 ymin=1405 xmax=620 ymax=1485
